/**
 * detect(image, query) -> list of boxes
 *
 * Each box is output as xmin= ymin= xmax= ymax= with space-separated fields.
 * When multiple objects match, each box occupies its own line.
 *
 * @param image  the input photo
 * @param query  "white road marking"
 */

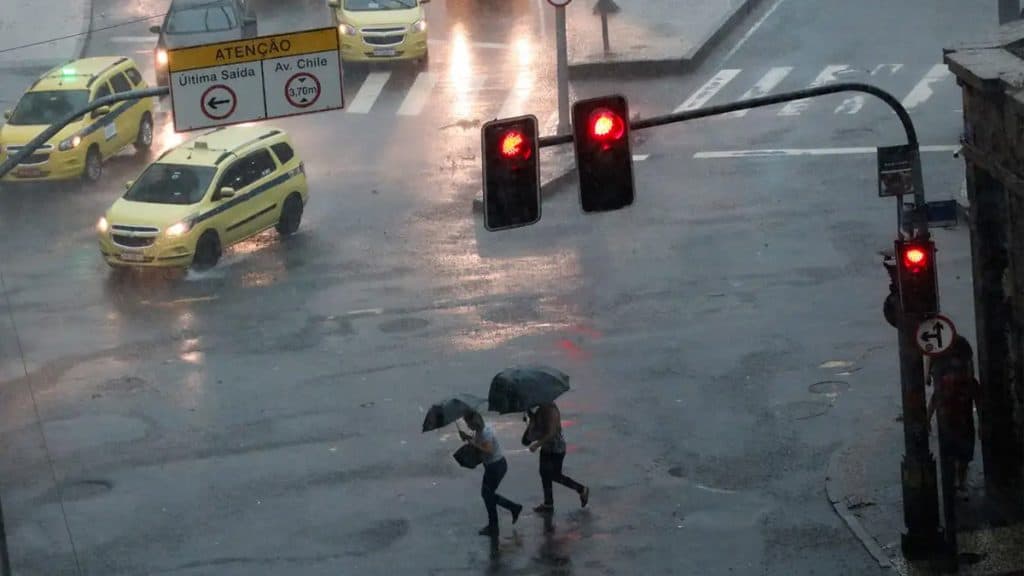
xmin=675 ymin=69 xmax=741 ymax=113
xmin=902 ymin=63 xmax=952 ymax=109
xmin=633 ymin=154 xmax=649 ymax=161
xmin=497 ymin=70 xmax=534 ymax=119
xmin=870 ymin=63 xmax=904 ymax=76
xmin=726 ymin=66 xmax=792 ymax=118
xmin=109 ymin=36 xmax=156 ymax=43
xmin=134 ymin=49 xmax=152 ymax=55
xmin=345 ymin=308 xmax=383 ymax=316
xmin=723 ymin=0 xmax=787 ymax=62
xmin=693 ymin=145 xmax=960 ymax=159
xmin=346 ymin=71 xmax=391 ymax=114
xmin=834 ymin=95 xmax=864 ymax=115
xmin=397 ymin=72 xmax=437 ymax=116
xmin=778 ymin=65 xmax=851 ymax=116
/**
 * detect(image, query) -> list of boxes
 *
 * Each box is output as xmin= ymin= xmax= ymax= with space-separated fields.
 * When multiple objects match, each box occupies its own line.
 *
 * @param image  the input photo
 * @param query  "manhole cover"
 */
xmin=809 ymin=380 xmax=850 ymax=395
xmin=774 ymin=400 xmax=831 ymax=421
xmin=378 ymin=317 xmax=429 ymax=334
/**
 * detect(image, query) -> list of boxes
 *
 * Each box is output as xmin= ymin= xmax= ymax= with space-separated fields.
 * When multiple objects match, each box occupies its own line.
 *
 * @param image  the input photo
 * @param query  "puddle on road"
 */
xmin=773 ymin=400 xmax=832 ymax=421
xmin=808 ymin=380 xmax=850 ymax=395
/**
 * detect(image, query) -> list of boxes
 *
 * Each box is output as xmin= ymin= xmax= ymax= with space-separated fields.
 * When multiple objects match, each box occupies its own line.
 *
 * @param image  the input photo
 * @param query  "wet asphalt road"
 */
xmin=0 ymin=0 xmax=990 ymax=574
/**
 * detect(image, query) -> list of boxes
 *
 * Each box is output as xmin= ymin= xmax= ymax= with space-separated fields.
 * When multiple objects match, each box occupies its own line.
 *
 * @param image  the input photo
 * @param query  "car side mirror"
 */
xmin=91 ymin=106 xmax=111 ymax=119
xmin=149 ymin=25 xmax=161 ymax=34
xmin=124 ymin=180 xmax=134 ymax=190
xmin=327 ymin=0 xmax=340 ymax=7
xmin=3 ymin=110 xmax=10 ymax=120
xmin=218 ymin=187 xmax=236 ymax=200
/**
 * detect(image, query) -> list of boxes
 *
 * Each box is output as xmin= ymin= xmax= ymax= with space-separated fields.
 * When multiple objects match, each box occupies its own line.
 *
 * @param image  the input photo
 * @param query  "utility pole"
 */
xmin=554 ymin=1 xmax=571 ymax=134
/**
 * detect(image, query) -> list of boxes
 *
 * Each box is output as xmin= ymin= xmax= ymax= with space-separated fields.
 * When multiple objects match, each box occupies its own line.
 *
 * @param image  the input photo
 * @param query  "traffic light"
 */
xmin=572 ymin=95 xmax=634 ymax=213
xmin=895 ymin=239 xmax=938 ymax=316
xmin=481 ymin=115 xmax=541 ymax=231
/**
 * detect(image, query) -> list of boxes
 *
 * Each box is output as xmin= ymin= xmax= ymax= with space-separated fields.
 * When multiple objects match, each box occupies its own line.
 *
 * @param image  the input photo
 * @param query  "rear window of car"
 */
xmin=166 ymin=4 xmax=238 ymax=33
xmin=271 ymin=142 xmax=295 ymax=164
xmin=125 ymin=68 xmax=143 ymax=86
xmin=109 ymin=72 xmax=133 ymax=93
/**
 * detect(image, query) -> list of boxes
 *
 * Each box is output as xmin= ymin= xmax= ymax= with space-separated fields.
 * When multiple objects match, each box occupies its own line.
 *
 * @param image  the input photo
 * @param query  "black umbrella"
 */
xmin=487 ymin=365 xmax=570 ymax=414
xmin=422 ymin=394 xmax=486 ymax=432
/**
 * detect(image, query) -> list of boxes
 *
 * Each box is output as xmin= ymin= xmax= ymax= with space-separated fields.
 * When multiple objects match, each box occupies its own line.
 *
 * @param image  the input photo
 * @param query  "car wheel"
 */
xmin=192 ymin=231 xmax=221 ymax=270
xmin=275 ymin=194 xmax=303 ymax=236
xmin=417 ymin=51 xmax=429 ymax=70
xmin=83 ymin=146 xmax=102 ymax=183
xmin=134 ymin=113 xmax=154 ymax=153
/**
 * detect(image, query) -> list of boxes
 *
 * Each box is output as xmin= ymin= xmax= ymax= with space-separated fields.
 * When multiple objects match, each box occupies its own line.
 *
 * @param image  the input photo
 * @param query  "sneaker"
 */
xmin=478 ymin=525 xmax=497 ymax=537
xmin=533 ymin=503 xmax=554 ymax=513
xmin=580 ymin=486 xmax=590 ymax=508
xmin=511 ymin=504 xmax=523 ymax=524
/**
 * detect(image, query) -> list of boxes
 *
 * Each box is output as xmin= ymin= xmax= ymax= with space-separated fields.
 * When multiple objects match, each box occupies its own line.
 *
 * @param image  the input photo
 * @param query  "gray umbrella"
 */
xmin=422 ymin=394 xmax=486 ymax=432
xmin=487 ymin=366 xmax=570 ymax=414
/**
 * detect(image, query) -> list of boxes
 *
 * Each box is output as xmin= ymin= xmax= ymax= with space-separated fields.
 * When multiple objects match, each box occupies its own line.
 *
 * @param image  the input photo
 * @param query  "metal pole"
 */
xmin=601 ymin=12 xmax=610 ymax=53
xmin=0 ymin=495 xmax=11 ymax=576
xmin=937 ymin=414 xmax=960 ymax=570
xmin=555 ymin=5 xmax=571 ymax=135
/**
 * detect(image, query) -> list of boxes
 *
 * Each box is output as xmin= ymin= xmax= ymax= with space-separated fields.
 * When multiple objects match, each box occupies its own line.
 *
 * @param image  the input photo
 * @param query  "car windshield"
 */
xmin=166 ymin=4 xmax=238 ymax=33
xmin=124 ymin=164 xmax=215 ymax=205
xmin=344 ymin=0 xmax=416 ymax=11
xmin=7 ymin=90 xmax=89 ymax=126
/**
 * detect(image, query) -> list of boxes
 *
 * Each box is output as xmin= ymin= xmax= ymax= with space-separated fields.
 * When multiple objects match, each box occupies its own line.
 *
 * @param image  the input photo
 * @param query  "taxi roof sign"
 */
xmin=167 ymin=27 xmax=344 ymax=132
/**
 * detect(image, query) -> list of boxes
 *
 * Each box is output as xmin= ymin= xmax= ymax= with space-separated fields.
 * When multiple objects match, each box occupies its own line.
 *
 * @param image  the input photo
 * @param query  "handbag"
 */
xmin=453 ymin=443 xmax=483 ymax=469
xmin=521 ymin=411 xmax=543 ymax=446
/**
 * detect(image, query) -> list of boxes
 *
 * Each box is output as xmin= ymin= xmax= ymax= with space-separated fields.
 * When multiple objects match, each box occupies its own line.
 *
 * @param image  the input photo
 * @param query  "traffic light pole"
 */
xmin=0 ymin=86 xmax=168 ymax=180
xmin=538 ymin=82 xmax=946 ymax=561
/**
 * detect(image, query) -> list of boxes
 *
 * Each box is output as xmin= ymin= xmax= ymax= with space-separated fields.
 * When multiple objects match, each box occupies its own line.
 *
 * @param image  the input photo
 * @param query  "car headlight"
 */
xmin=339 ymin=23 xmax=357 ymax=36
xmin=96 ymin=217 xmax=109 ymax=234
xmin=156 ymin=49 xmax=168 ymax=66
xmin=412 ymin=19 xmax=427 ymax=33
xmin=164 ymin=217 xmax=196 ymax=237
xmin=58 ymin=135 xmax=82 ymax=151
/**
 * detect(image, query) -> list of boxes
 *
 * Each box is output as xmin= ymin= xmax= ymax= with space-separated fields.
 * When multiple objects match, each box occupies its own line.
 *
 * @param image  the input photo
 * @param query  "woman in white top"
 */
xmin=461 ymin=411 xmax=522 ymax=536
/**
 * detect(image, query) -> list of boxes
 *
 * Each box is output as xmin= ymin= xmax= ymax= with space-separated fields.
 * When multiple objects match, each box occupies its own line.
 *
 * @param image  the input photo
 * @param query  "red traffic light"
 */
xmin=901 ymin=244 xmax=929 ymax=273
xmin=589 ymin=108 xmax=626 ymax=142
xmin=500 ymin=130 xmax=532 ymax=160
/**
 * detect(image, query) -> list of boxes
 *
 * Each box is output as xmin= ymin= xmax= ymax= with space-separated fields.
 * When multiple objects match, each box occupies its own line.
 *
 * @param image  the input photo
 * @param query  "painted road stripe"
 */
xmin=346 ymin=71 xmax=391 ymax=114
xmin=397 ymin=72 xmax=438 ymax=116
xmin=727 ymin=66 xmax=792 ymax=118
xmin=902 ymin=64 xmax=952 ymax=109
xmin=497 ymin=71 xmax=534 ymax=119
xmin=109 ymin=36 xmax=156 ymax=43
xmin=778 ymin=65 xmax=852 ymax=116
xmin=675 ymin=69 xmax=741 ymax=113
xmin=723 ymin=0 xmax=787 ymax=62
xmin=694 ymin=145 xmax=960 ymax=159
xmin=633 ymin=154 xmax=649 ymax=161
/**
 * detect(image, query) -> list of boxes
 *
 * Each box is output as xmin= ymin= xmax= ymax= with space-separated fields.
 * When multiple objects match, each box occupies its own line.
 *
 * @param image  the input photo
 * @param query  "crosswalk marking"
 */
xmin=675 ymin=69 xmax=741 ymax=113
xmin=834 ymin=95 xmax=864 ymax=115
xmin=902 ymin=64 xmax=951 ymax=110
xmin=346 ymin=71 xmax=392 ymax=114
xmin=397 ymin=72 xmax=438 ymax=116
xmin=726 ymin=67 xmax=792 ymax=118
xmin=778 ymin=65 xmax=852 ymax=116
xmin=871 ymin=64 xmax=904 ymax=76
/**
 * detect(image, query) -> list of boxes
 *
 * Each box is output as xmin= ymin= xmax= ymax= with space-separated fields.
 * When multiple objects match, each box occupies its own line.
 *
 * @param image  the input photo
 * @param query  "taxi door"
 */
xmin=88 ymin=80 xmax=120 ymax=158
xmin=225 ymin=148 xmax=281 ymax=239
xmin=107 ymin=70 xmax=142 ymax=150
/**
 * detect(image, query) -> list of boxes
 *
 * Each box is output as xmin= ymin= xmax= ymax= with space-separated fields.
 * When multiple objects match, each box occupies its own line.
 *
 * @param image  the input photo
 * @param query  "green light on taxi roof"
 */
xmin=61 ymin=67 xmax=76 ymax=76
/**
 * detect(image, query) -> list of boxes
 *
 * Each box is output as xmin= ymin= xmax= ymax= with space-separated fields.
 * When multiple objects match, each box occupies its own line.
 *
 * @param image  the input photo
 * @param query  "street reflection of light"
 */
xmin=514 ymin=37 xmax=533 ymax=67
xmin=156 ymin=122 xmax=184 ymax=156
xmin=448 ymin=24 xmax=474 ymax=119
xmin=180 ymin=337 xmax=203 ymax=364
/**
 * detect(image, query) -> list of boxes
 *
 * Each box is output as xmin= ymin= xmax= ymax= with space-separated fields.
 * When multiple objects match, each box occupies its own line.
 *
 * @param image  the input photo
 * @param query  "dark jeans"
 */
xmin=482 ymin=458 xmax=517 ymax=528
xmin=540 ymin=450 xmax=584 ymax=505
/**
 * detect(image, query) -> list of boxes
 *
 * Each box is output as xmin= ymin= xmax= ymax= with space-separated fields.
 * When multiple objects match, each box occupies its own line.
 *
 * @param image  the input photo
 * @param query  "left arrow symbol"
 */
xmin=208 ymin=96 xmax=232 ymax=110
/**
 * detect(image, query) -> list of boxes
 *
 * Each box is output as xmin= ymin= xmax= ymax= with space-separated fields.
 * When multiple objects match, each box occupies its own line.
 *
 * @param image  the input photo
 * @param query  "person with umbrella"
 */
xmin=525 ymin=402 xmax=589 ymax=513
xmin=459 ymin=411 xmax=522 ymax=537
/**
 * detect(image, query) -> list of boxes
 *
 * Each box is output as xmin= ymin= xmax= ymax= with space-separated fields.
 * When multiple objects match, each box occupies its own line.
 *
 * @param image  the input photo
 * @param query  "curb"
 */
xmin=825 ymin=446 xmax=895 ymax=571
xmin=472 ymin=149 xmax=577 ymax=214
xmin=567 ymin=0 xmax=764 ymax=79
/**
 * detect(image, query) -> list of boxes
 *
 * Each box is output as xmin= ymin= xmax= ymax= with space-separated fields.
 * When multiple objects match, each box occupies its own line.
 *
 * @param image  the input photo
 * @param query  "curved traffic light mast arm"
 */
xmin=538 ymin=82 xmax=927 ymax=238
xmin=0 ymin=86 xmax=170 ymax=179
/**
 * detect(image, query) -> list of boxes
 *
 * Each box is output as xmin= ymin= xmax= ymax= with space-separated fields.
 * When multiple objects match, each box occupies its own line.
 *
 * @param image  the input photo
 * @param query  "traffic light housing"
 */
xmin=481 ymin=115 xmax=541 ymax=231
xmin=572 ymin=95 xmax=635 ymax=213
xmin=895 ymin=239 xmax=938 ymax=317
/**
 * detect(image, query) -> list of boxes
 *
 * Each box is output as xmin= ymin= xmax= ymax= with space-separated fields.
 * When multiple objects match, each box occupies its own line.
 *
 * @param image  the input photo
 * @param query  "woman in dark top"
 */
xmin=525 ymin=402 xmax=589 ymax=513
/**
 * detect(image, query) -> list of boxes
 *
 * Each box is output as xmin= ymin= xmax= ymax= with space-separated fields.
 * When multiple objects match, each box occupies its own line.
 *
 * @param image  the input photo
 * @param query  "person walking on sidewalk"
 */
xmin=525 ymin=402 xmax=589 ymax=513
xmin=460 ymin=411 xmax=522 ymax=536
xmin=926 ymin=334 xmax=980 ymax=495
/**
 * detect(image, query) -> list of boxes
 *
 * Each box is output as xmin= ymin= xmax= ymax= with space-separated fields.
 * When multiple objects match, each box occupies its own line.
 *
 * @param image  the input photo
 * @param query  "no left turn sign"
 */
xmin=547 ymin=0 xmax=572 ymax=6
xmin=916 ymin=314 xmax=957 ymax=356
xmin=201 ymin=84 xmax=237 ymax=120
xmin=285 ymin=72 xmax=321 ymax=109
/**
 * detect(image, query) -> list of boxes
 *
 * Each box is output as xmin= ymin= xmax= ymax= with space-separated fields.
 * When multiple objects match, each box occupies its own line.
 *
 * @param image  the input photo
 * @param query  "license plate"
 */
xmin=15 ymin=168 xmax=42 ymax=178
xmin=373 ymin=47 xmax=397 ymax=57
xmin=120 ymin=252 xmax=146 ymax=262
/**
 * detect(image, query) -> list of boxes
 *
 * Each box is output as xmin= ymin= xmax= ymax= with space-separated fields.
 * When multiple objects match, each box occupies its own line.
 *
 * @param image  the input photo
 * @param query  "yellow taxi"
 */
xmin=327 ymin=0 xmax=429 ymax=66
xmin=97 ymin=125 xmax=308 ymax=270
xmin=0 ymin=57 xmax=154 ymax=183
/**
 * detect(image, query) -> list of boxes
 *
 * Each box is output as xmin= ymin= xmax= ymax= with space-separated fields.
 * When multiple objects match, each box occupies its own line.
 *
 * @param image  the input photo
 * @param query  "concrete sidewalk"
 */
xmin=567 ymin=0 xmax=760 ymax=77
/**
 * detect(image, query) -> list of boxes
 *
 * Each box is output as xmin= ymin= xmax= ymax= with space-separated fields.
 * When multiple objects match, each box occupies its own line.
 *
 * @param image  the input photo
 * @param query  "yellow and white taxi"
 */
xmin=328 ymin=0 xmax=429 ymax=66
xmin=97 ymin=125 xmax=308 ymax=270
xmin=0 ymin=57 xmax=154 ymax=182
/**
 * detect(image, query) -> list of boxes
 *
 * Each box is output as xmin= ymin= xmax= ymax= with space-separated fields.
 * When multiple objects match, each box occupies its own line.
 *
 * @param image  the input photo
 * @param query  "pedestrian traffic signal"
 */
xmin=895 ymin=239 xmax=938 ymax=316
xmin=572 ymin=95 xmax=634 ymax=213
xmin=481 ymin=115 xmax=541 ymax=231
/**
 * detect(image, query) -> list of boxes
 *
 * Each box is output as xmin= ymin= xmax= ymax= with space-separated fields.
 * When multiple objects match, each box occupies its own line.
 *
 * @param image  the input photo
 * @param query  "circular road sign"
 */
xmin=547 ymin=0 xmax=572 ymax=6
xmin=285 ymin=72 xmax=322 ymax=109
xmin=200 ymin=84 xmax=237 ymax=120
xmin=916 ymin=314 xmax=957 ymax=356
